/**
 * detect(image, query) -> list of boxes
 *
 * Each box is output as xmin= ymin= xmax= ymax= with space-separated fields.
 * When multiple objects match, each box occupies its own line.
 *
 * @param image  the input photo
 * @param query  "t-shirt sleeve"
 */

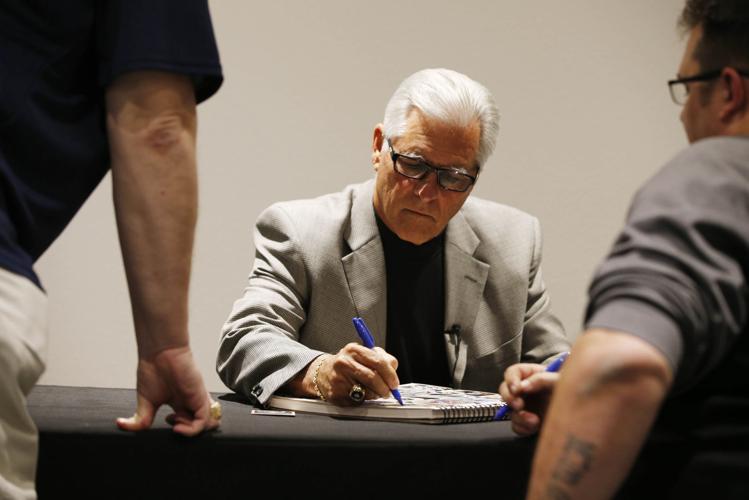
xmin=96 ymin=0 xmax=223 ymax=103
xmin=584 ymin=138 xmax=749 ymax=392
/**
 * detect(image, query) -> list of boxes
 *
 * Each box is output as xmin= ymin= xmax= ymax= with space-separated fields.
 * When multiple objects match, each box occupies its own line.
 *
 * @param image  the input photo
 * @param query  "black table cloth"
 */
xmin=28 ymin=385 xmax=536 ymax=499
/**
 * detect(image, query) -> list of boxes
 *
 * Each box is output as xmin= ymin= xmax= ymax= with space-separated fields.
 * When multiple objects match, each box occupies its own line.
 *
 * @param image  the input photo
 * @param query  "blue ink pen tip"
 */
xmin=392 ymin=388 xmax=404 ymax=405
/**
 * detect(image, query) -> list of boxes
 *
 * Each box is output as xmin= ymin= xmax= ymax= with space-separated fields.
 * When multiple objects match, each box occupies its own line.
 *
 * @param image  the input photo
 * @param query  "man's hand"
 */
xmin=116 ymin=346 xmax=219 ymax=436
xmin=294 ymin=343 xmax=400 ymax=406
xmin=499 ymin=363 xmax=559 ymax=436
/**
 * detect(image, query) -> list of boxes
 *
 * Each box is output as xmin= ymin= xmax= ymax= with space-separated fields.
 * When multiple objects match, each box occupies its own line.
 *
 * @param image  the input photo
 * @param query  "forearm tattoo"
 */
xmin=544 ymin=434 xmax=597 ymax=498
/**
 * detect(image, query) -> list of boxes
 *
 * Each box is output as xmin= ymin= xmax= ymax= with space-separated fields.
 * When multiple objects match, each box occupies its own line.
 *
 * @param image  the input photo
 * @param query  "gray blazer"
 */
xmin=218 ymin=180 xmax=569 ymax=405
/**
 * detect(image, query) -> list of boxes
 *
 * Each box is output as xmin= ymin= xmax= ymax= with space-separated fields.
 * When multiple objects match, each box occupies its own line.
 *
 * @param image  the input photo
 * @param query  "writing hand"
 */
xmin=311 ymin=343 xmax=399 ymax=406
xmin=499 ymin=362 xmax=559 ymax=436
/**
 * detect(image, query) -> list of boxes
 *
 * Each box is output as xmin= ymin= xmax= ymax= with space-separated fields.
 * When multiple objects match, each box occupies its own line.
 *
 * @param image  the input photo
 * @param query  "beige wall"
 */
xmin=37 ymin=0 xmax=688 ymax=392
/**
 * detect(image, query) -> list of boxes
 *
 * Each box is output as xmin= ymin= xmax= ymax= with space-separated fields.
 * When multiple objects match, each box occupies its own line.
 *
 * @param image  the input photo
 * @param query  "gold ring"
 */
xmin=210 ymin=400 xmax=222 ymax=420
xmin=348 ymin=384 xmax=366 ymax=404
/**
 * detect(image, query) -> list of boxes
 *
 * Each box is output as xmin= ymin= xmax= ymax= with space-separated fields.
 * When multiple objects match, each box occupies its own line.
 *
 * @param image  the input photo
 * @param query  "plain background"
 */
xmin=37 ymin=0 xmax=687 ymax=392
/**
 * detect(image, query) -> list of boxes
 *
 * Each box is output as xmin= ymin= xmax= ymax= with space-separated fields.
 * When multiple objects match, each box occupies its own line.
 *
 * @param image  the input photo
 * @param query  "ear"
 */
xmin=372 ymin=124 xmax=385 ymax=171
xmin=718 ymin=67 xmax=747 ymax=122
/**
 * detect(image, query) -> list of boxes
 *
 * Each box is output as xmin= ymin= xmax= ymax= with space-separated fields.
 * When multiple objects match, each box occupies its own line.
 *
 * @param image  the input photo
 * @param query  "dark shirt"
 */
xmin=0 ymin=0 xmax=223 ymax=287
xmin=377 ymin=214 xmax=451 ymax=387
xmin=585 ymin=136 xmax=749 ymax=497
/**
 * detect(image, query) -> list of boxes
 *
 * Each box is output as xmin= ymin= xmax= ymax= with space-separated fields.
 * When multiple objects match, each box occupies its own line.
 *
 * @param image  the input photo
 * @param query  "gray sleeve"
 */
xmin=584 ymin=140 xmax=749 ymax=391
xmin=216 ymin=204 xmax=323 ymax=405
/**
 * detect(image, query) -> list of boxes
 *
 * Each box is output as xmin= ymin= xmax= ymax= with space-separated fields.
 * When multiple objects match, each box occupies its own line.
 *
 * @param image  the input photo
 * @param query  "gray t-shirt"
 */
xmin=586 ymin=136 xmax=749 ymax=391
xmin=584 ymin=136 xmax=749 ymax=496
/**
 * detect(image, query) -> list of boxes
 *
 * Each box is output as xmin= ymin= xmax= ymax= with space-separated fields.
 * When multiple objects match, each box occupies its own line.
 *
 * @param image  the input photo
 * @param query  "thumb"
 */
xmin=116 ymin=396 xmax=156 ymax=432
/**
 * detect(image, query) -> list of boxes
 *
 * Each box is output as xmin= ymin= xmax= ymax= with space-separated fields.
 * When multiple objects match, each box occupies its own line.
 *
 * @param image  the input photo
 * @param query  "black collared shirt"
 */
xmin=376 ymin=213 xmax=451 ymax=386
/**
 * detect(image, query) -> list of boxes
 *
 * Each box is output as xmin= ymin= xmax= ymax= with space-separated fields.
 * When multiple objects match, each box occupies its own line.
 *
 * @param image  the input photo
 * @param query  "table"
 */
xmin=28 ymin=385 xmax=537 ymax=499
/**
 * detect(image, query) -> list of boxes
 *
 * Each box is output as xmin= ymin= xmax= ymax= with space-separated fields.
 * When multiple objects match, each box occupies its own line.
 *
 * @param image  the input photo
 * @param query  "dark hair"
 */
xmin=680 ymin=0 xmax=749 ymax=70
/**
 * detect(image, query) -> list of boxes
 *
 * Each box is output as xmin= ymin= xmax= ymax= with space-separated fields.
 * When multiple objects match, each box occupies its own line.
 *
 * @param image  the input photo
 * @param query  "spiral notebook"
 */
xmin=268 ymin=383 xmax=507 ymax=424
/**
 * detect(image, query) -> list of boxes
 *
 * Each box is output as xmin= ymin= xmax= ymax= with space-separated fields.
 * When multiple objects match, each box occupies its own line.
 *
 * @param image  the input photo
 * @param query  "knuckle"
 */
xmin=354 ymin=367 xmax=376 ymax=384
xmin=342 ymin=343 xmax=359 ymax=353
xmin=331 ymin=355 xmax=353 ymax=372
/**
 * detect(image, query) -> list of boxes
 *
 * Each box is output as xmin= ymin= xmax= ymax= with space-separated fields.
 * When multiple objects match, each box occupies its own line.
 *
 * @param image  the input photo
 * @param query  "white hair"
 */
xmin=382 ymin=68 xmax=500 ymax=168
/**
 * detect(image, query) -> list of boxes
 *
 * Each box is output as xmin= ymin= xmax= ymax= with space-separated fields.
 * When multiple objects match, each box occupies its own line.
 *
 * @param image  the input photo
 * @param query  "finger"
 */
xmin=171 ymin=402 xmax=217 ymax=436
xmin=360 ymin=379 xmax=401 ymax=401
xmin=172 ymin=416 xmax=206 ymax=437
xmin=333 ymin=344 xmax=397 ymax=397
xmin=351 ymin=362 xmax=392 ymax=399
xmin=172 ymin=405 xmax=220 ymax=436
xmin=511 ymin=411 xmax=541 ymax=436
xmin=364 ymin=385 xmax=382 ymax=400
xmin=356 ymin=363 xmax=398 ymax=399
xmin=168 ymin=411 xmax=194 ymax=427
xmin=500 ymin=384 xmax=529 ymax=410
xmin=373 ymin=347 xmax=399 ymax=371
xmin=343 ymin=344 xmax=401 ymax=390
xmin=510 ymin=395 xmax=525 ymax=412
xmin=517 ymin=372 xmax=560 ymax=396
xmin=345 ymin=344 xmax=384 ymax=367
xmin=350 ymin=347 xmax=400 ymax=391
xmin=324 ymin=357 xmax=382 ymax=403
xmin=331 ymin=347 xmax=399 ymax=402
xmin=117 ymin=396 xmax=156 ymax=432
xmin=499 ymin=381 xmax=514 ymax=403
xmin=328 ymin=353 xmax=378 ymax=387
xmin=505 ymin=363 xmax=548 ymax=394
xmin=502 ymin=365 xmax=526 ymax=393
xmin=165 ymin=413 xmax=208 ymax=430
xmin=512 ymin=420 xmax=539 ymax=436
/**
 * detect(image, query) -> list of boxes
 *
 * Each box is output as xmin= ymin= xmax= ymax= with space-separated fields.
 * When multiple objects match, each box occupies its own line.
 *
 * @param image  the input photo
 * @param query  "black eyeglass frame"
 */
xmin=668 ymin=68 xmax=749 ymax=105
xmin=386 ymin=138 xmax=479 ymax=193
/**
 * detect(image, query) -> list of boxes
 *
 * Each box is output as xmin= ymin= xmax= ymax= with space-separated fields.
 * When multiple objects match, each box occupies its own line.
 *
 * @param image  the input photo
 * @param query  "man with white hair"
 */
xmin=217 ymin=68 xmax=569 ymax=407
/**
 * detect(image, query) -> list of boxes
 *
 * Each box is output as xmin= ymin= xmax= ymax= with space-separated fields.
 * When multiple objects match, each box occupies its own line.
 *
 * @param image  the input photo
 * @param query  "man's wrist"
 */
xmin=137 ymin=342 xmax=191 ymax=362
xmin=311 ymin=355 xmax=329 ymax=400
xmin=283 ymin=354 xmax=331 ymax=398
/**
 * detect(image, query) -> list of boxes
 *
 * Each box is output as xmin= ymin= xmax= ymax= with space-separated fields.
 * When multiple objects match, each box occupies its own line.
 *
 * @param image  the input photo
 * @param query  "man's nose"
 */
xmin=415 ymin=172 xmax=439 ymax=201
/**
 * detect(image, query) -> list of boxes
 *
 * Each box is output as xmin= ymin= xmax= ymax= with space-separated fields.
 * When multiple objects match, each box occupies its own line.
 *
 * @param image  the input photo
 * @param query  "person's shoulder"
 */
xmin=660 ymin=136 xmax=748 ymax=176
xmin=461 ymin=195 xmax=538 ymax=227
xmin=266 ymin=181 xmax=364 ymax=212
xmin=257 ymin=181 xmax=370 ymax=230
xmin=636 ymin=137 xmax=749 ymax=210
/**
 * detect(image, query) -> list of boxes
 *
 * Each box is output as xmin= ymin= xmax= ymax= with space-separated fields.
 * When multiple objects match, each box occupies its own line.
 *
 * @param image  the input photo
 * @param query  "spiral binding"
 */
xmin=439 ymin=403 xmax=507 ymax=424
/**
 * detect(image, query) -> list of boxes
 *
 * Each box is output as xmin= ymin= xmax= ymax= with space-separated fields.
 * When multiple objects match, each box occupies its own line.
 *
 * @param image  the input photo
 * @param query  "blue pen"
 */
xmin=493 ymin=351 xmax=569 ymax=421
xmin=352 ymin=317 xmax=404 ymax=405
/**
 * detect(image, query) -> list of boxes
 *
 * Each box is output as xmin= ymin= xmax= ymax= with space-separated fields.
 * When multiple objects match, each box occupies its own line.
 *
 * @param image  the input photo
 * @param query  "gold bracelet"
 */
xmin=312 ymin=356 xmax=328 ymax=401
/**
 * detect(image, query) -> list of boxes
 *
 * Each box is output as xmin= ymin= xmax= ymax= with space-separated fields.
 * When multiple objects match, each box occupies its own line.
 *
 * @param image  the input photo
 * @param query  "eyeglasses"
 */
xmin=668 ymin=68 xmax=749 ymax=105
xmin=387 ymin=139 xmax=478 ymax=192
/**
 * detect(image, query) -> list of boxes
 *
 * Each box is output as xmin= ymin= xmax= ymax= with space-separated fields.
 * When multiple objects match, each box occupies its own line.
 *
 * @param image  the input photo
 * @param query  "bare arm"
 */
xmin=526 ymin=329 xmax=673 ymax=500
xmin=105 ymin=70 xmax=217 ymax=435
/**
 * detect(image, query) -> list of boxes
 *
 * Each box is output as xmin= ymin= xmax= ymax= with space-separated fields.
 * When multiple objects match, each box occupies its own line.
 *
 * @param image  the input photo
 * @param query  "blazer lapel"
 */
xmin=341 ymin=180 xmax=387 ymax=346
xmin=444 ymin=210 xmax=489 ymax=387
